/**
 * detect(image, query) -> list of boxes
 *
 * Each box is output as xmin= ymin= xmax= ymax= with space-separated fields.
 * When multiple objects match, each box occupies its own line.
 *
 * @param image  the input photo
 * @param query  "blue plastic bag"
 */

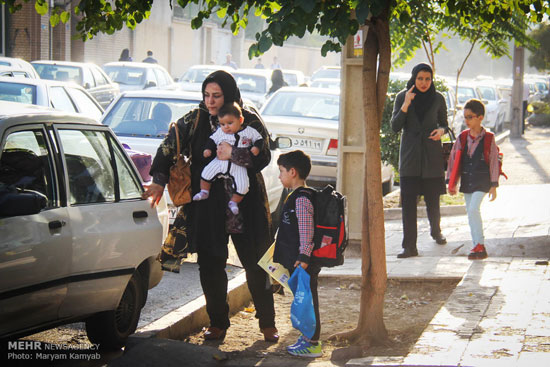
xmin=287 ymin=266 xmax=316 ymax=339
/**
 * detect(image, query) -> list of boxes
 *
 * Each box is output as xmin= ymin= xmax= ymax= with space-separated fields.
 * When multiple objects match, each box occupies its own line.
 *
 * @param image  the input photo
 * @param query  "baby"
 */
xmin=193 ymin=102 xmax=263 ymax=215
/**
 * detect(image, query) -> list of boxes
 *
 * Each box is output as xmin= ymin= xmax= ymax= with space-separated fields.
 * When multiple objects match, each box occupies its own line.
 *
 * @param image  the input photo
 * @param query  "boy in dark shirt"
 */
xmin=273 ymin=150 xmax=322 ymax=358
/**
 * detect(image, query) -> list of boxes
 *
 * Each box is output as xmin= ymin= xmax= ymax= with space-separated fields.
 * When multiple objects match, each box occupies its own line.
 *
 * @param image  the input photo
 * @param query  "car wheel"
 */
xmin=85 ymin=272 xmax=144 ymax=350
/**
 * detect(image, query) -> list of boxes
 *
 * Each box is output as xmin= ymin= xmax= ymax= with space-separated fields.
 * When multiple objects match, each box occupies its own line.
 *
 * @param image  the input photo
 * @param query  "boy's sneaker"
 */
xmin=287 ymin=340 xmax=322 ymax=358
xmin=287 ymin=335 xmax=305 ymax=350
xmin=468 ymin=244 xmax=488 ymax=260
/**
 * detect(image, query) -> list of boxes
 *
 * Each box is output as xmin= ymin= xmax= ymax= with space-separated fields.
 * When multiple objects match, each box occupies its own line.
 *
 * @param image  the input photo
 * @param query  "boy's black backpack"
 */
xmin=304 ymin=185 xmax=348 ymax=267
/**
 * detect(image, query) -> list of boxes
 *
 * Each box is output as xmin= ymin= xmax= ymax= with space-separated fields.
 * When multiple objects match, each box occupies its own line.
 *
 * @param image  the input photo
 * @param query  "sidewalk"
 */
xmin=110 ymin=183 xmax=550 ymax=366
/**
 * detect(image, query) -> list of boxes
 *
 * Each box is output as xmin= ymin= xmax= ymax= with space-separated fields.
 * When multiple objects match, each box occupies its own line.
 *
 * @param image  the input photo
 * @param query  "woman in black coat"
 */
xmin=143 ymin=70 xmax=278 ymax=342
xmin=391 ymin=63 xmax=448 ymax=258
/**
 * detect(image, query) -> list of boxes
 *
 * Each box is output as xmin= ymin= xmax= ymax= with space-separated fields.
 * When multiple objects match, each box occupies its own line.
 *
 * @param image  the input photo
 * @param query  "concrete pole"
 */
xmin=510 ymin=45 xmax=524 ymax=138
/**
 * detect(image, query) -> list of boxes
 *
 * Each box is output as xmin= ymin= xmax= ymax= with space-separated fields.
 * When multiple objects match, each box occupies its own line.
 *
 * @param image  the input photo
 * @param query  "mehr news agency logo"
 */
xmin=6 ymin=340 xmax=101 ymax=362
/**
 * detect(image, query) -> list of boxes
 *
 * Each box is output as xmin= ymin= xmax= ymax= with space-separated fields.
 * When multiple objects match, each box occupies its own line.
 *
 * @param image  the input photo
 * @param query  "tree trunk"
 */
xmin=331 ymin=6 xmax=390 ymax=346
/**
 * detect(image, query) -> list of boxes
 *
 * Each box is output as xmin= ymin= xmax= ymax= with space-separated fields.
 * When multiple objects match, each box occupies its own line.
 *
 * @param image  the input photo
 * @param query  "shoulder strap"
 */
xmin=459 ymin=129 xmax=469 ymax=150
xmin=170 ymin=122 xmax=181 ymax=161
xmin=483 ymin=131 xmax=494 ymax=165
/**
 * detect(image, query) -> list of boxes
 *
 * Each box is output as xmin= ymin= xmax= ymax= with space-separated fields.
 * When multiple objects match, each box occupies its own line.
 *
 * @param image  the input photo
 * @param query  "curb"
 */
xmin=133 ymin=272 xmax=251 ymax=341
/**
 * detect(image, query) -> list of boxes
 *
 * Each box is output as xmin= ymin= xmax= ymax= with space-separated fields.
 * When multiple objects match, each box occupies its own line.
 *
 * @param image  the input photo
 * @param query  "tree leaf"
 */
xmin=50 ymin=13 xmax=60 ymax=27
xmin=35 ymin=0 xmax=48 ymax=16
xmin=217 ymin=8 xmax=227 ymax=18
xmin=296 ymin=0 xmax=315 ymax=13
xmin=60 ymin=11 xmax=71 ymax=24
xmin=258 ymin=35 xmax=273 ymax=53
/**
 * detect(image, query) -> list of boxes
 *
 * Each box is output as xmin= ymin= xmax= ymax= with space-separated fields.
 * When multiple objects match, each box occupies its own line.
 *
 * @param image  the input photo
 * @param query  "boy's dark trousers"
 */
xmin=291 ymin=263 xmax=321 ymax=341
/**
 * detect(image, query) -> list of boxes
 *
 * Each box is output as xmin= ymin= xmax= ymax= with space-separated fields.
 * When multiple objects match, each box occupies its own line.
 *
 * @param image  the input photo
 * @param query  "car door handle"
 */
xmin=133 ymin=211 xmax=148 ymax=219
xmin=48 ymin=220 xmax=65 ymax=230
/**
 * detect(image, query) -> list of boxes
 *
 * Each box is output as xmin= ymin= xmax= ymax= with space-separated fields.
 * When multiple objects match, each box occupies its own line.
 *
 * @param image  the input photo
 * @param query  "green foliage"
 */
xmin=528 ymin=23 xmax=550 ymax=71
xmin=530 ymin=100 xmax=550 ymax=115
xmin=391 ymin=0 xmax=541 ymax=71
xmin=380 ymin=79 xmax=406 ymax=175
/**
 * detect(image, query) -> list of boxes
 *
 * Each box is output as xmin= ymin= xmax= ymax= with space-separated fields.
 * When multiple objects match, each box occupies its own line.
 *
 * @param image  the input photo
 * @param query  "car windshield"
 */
xmin=311 ymin=69 xmax=340 ymax=81
xmin=104 ymin=66 xmax=145 ymax=86
xmin=262 ymin=91 xmax=339 ymax=121
xmin=283 ymin=73 xmax=298 ymax=86
xmin=33 ymin=64 xmax=81 ymax=84
xmin=180 ymin=68 xmax=214 ymax=83
xmin=477 ymin=86 xmax=497 ymax=101
xmin=233 ymin=74 xmax=267 ymax=94
xmin=0 ymin=82 xmax=36 ymax=104
xmin=102 ymin=97 xmax=199 ymax=137
xmin=456 ymin=87 xmax=477 ymax=104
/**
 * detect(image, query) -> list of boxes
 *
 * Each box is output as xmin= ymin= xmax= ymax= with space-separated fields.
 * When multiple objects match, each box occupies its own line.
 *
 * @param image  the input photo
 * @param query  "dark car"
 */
xmin=32 ymin=60 xmax=120 ymax=109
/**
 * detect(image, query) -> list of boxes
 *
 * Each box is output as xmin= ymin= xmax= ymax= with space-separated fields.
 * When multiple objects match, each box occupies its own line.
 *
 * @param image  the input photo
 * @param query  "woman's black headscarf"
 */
xmin=406 ymin=63 xmax=436 ymax=121
xmin=201 ymin=70 xmax=243 ymax=107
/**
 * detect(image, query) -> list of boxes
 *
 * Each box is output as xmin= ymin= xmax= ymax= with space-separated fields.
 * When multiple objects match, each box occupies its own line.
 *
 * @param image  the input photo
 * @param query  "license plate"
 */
xmin=290 ymin=137 xmax=323 ymax=152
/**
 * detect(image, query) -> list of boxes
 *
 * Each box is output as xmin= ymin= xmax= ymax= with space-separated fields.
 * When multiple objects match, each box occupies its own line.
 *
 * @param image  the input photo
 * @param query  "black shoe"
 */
xmin=397 ymin=249 xmax=418 ymax=258
xmin=432 ymin=233 xmax=447 ymax=245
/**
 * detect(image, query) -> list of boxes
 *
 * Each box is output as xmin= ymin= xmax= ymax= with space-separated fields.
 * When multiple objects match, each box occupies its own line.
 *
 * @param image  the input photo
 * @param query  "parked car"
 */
xmin=310 ymin=66 xmax=341 ymax=82
xmin=0 ymin=65 xmax=36 ymax=78
xmin=0 ymin=101 xmax=164 ymax=348
xmin=101 ymin=90 xmax=287 ymax=225
xmin=282 ymin=69 xmax=306 ymax=86
xmin=103 ymin=62 xmax=177 ymax=93
xmin=31 ymin=60 xmax=120 ymax=109
xmin=0 ymin=77 xmax=104 ymax=121
xmin=178 ymin=64 xmax=234 ymax=92
xmin=474 ymin=82 xmax=507 ymax=132
xmin=260 ymin=86 xmax=394 ymax=193
xmin=0 ymin=56 xmax=40 ymax=79
xmin=231 ymin=69 xmax=272 ymax=109
xmin=310 ymin=77 xmax=340 ymax=89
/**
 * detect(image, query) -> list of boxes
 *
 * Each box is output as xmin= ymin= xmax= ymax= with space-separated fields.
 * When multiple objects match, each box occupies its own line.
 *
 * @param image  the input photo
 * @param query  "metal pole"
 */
xmin=510 ymin=45 xmax=524 ymax=138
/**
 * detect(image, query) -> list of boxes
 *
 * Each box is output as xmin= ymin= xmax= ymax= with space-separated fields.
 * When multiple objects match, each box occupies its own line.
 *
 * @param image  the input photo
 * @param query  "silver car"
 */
xmin=101 ymin=90 xmax=286 ymax=225
xmin=103 ymin=62 xmax=177 ymax=93
xmin=0 ymin=77 xmax=104 ymax=121
xmin=0 ymin=101 xmax=164 ymax=348
xmin=261 ymin=87 xmax=394 ymax=193
xmin=31 ymin=60 xmax=120 ymax=109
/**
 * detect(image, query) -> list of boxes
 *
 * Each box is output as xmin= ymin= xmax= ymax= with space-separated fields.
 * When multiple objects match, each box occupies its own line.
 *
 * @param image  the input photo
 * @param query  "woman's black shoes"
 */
xmin=397 ymin=249 xmax=418 ymax=258
xmin=432 ymin=233 xmax=447 ymax=245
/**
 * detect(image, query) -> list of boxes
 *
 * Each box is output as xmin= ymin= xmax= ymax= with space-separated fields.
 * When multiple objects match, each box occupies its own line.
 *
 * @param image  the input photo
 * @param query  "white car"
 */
xmin=103 ymin=62 xmax=177 ymax=93
xmin=261 ymin=87 xmax=394 ymax=194
xmin=474 ymin=82 xmax=507 ymax=132
xmin=231 ymin=69 xmax=272 ymax=109
xmin=282 ymin=69 xmax=306 ymax=86
xmin=0 ymin=56 xmax=40 ymax=79
xmin=0 ymin=101 xmax=164 ymax=348
xmin=178 ymin=64 xmax=235 ymax=92
xmin=32 ymin=60 xmax=120 ymax=109
xmin=310 ymin=66 xmax=341 ymax=82
xmin=0 ymin=77 xmax=104 ymax=121
xmin=101 ymin=90 xmax=286 ymax=225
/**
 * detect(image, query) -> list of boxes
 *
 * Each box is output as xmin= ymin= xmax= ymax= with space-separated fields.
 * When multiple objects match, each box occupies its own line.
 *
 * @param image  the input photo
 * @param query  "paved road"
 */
xmin=498 ymin=126 xmax=550 ymax=185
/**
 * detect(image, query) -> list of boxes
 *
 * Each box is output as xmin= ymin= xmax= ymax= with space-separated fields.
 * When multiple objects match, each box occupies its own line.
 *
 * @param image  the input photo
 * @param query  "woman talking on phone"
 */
xmin=391 ymin=63 xmax=449 ymax=258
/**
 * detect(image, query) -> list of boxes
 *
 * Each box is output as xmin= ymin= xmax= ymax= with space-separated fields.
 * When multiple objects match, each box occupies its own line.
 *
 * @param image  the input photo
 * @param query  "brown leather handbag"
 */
xmin=167 ymin=122 xmax=192 ymax=206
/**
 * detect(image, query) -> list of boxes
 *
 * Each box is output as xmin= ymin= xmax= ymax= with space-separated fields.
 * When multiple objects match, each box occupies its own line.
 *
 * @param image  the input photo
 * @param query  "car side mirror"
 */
xmin=0 ymin=188 xmax=47 ymax=217
xmin=270 ymin=136 xmax=292 ymax=150
xmin=145 ymin=81 xmax=157 ymax=89
xmin=84 ymin=82 xmax=91 ymax=89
